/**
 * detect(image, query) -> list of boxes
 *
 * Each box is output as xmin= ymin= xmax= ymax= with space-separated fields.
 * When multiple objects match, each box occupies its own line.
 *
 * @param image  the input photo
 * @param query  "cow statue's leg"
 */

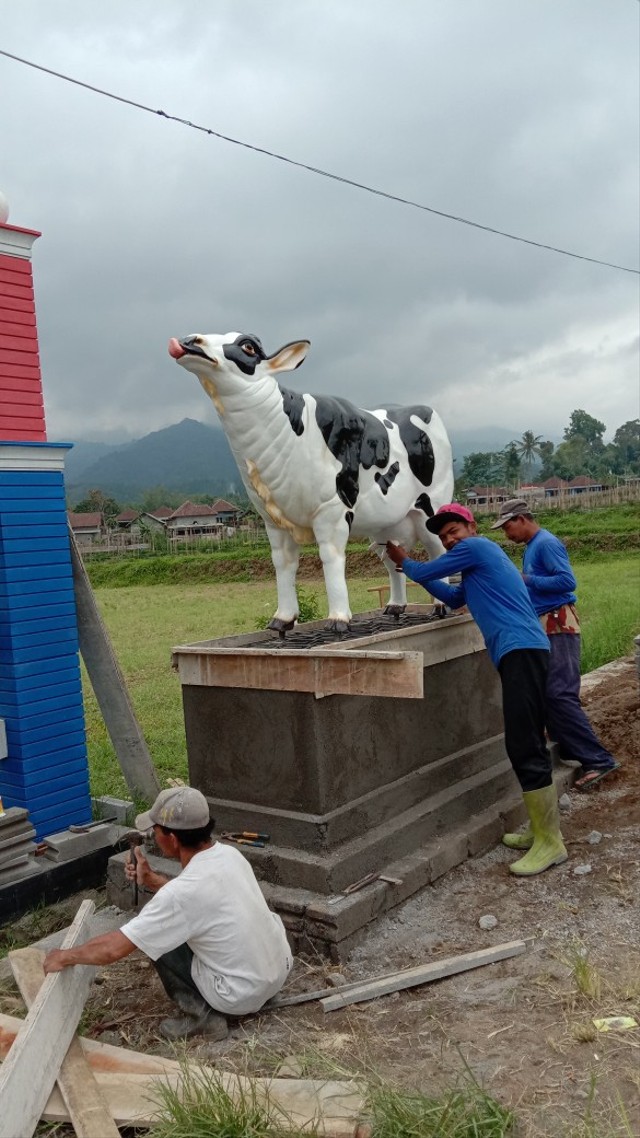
xmin=368 ymin=543 xmax=409 ymax=613
xmin=266 ymin=523 xmax=300 ymax=632
xmin=313 ymin=515 xmax=352 ymax=633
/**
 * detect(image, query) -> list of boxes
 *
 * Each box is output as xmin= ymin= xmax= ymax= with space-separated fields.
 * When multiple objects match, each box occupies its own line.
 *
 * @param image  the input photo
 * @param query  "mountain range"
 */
xmin=64 ymin=418 xmax=530 ymax=506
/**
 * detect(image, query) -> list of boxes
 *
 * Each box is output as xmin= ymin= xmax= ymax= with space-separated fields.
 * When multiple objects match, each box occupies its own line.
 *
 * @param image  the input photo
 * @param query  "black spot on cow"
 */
xmin=222 ymin=333 xmax=266 ymax=376
xmin=386 ymin=406 xmax=435 ymax=487
xmin=414 ymin=493 xmax=434 ymax=517
xmin=280 ymin=385 xmax=305 ymax=436
xmin=315 ymin=396 xmax=390 ymax=509
xmin=383 ymin=418 xmax=393 ymax=429
xmin=375 ymin=461 xmax=400 ymax=496
xmin=345 ymin=511 xmax=354 ymax=530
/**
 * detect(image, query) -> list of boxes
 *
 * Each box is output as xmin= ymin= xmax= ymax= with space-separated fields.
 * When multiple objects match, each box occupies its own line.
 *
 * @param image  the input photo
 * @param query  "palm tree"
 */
xmin=515 ymin=431 xmax=544 ymax=479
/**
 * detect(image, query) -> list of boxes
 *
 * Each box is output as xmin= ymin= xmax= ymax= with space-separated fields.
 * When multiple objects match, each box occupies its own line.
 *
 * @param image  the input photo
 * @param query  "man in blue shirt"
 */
xmin=385 ymin=502 xmax=568 ymax=877
xmin=491 ymin=499 xmax=618 ymax=792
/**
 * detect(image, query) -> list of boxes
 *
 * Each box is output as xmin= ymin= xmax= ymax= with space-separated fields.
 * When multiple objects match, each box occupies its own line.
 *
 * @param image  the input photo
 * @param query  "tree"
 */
xmin=515 ymin=430 xmax=543 ymax=477
xmin=538 ymin=440 xmax=555 ymax=480
xmin=72 ymin=489 xmax=121 ymax=525
xmin=563 ymin=409 xmax=605 ymax=448
xmin=613 ymin=419 xmax=640 ymax=471
xmin=501 ymin=442 xmax=522 ymax=489
xmin=459 ymin=451 xmax=506 ymax=488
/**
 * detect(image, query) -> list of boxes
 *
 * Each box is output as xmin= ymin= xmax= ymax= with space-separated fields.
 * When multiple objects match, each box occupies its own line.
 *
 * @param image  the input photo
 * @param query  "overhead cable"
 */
xmin=1 ymin=48 xmax=638 ymax=276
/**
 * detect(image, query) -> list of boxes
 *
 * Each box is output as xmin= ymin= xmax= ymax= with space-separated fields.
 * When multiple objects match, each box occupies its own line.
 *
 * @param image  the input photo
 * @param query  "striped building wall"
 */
xmin=0 ymin=220 xmax=92 ymax=838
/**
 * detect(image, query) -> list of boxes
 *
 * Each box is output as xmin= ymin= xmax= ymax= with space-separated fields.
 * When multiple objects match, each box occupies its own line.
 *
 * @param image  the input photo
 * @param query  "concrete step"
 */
xmin=240 ymin=757 xmax=518 ymax=892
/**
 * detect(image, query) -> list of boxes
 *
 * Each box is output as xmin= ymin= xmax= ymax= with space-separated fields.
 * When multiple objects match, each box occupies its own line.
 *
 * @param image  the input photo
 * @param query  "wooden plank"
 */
xmin=10 ymin=947 xmax=120 ymax=1138
xmin=0 ymin=899 xmax=97 ymax=1138
xmin=0 ymin=1017 xmax=365 ymax=1135
xmin=172 ymin=646 xmax=424 ymax=699
xmin=321 ymin=939 xmax=528 ymax=1011
xmin=69 ymin=526 xmax=161 ymax=800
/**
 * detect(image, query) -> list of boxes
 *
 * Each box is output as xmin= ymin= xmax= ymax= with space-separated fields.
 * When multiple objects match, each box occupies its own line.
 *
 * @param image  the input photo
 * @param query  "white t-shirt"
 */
xmin=120 ymin=843 xmax=292 ymax=1015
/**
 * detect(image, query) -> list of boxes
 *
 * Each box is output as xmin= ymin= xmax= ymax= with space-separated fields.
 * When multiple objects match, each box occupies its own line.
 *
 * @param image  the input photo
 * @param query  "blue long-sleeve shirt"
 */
xmin=401 ymin=536 xmax=549 ymax=668
xmin=521 ymin=528 xmax=577 ymax=615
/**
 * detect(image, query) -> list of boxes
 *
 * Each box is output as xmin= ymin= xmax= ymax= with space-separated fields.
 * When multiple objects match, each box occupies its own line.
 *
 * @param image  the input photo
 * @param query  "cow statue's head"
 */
xmin=169 ymin=331 xmax=310 ymax=406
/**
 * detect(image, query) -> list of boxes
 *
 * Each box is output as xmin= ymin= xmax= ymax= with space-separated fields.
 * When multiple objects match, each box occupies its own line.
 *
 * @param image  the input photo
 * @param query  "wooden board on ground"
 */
xmin=0 ymin=899 xmax=97 ymax=1138
xmin=320 ymin=939 xmax=528 ymax=1011
xmin=0 ymin=1011 xmax=366 ymax=1136
xmin=10 ymin=946 xmax=119 ymax=1138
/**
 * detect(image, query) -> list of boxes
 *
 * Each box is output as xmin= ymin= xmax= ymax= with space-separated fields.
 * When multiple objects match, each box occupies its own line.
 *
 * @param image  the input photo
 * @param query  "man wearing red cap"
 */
xmin=385 ymin=503 xmax=568 ymax=877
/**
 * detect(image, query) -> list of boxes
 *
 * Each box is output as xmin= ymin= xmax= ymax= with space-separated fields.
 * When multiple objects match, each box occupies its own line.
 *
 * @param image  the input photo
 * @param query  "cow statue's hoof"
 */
xmin=433 ymin=603 xmax=448 ymax=619
xmin=326 ymin=619 xmax=351 ymax=635
xmin=268 ymin=617 xmax=296 ymax=633
xmin=384 ymin=603 xmax=407 ymax=617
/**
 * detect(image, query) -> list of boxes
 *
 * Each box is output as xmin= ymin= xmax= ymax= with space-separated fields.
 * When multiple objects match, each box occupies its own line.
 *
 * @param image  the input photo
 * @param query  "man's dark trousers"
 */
xmin=498 ymin=648 xmax=552 ymax=791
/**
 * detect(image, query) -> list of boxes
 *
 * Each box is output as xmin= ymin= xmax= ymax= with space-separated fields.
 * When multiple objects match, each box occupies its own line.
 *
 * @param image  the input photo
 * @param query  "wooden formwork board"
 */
xmin=10 ymin=946 xmax=119 ymax=1138
xmin=0 ymin=899 xmax=97 ymax=1138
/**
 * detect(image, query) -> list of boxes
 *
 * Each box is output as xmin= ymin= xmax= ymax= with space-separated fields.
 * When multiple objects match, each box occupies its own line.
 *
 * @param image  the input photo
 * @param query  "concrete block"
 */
xmin=466 ymin=809 xmax=506 ymax=856
xmin=0 ymin=823 xmax=36 ymax=850
xmin=0 ymin=807 xmax=30 ymax=832
xmin=0 ymin=859 xmax=42 ymax=887
xmin=0 ymin=842 xmax=37 ymax=870
xmin=428 ymin=833 xmax=470 ymax=882
xmin=43 ymin=824 xmax=123 ymax=862
xmin=91 ymin=796 xmax=135 ymax=825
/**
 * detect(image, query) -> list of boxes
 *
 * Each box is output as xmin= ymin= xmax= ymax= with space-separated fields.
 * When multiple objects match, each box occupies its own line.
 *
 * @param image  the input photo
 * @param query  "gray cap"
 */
xmin=489 ymin=498 xmax=532 ymax=529
xmin=135 ymin=786 xmax=210 ymax=832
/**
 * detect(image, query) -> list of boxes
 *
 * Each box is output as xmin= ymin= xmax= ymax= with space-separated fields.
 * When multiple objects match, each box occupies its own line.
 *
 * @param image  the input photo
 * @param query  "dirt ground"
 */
xmin=3 ymin=659 xmax=639 ymax=1137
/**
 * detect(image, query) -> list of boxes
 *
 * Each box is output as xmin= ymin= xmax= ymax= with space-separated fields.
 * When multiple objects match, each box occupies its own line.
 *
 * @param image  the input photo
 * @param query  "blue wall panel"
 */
xmin=0 ymin=463 xmax=92 ymax=839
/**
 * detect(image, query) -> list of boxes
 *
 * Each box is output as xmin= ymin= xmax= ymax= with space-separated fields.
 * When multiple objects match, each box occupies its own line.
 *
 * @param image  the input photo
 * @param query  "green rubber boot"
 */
xmin=502 ymin=825 xmax=533 ymax=850
xmin=509 ymin=785 xmax=568 ymax=876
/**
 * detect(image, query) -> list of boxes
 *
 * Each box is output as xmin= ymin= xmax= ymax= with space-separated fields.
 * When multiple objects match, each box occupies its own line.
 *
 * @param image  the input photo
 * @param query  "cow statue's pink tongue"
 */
xmin=168 ymin=338 xmax=185 ymax=359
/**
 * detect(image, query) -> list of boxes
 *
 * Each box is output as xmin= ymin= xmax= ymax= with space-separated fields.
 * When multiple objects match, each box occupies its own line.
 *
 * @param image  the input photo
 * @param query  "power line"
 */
xmin=2 ymin=47 xmax=638 ymax=277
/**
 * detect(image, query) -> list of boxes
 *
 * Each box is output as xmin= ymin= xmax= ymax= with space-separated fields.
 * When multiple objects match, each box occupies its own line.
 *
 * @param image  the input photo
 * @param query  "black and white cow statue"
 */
xmin=168 ymin=331 xmax=454 ymax=632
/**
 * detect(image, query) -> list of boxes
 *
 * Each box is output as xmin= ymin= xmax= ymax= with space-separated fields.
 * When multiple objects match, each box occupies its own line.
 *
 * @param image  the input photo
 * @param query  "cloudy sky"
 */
xmin=2 ymin=1 xmax=638 ymax=445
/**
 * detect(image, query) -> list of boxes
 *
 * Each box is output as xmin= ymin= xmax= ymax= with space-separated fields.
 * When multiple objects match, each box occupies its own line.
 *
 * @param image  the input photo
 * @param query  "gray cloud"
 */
xmin=2 ymin=0 xmax=638 ymax=444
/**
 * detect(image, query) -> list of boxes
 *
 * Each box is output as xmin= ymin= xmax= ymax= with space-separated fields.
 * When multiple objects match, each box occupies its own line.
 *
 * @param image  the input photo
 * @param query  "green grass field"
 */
xmin=85 ymin=555 xmax=640 ymax=800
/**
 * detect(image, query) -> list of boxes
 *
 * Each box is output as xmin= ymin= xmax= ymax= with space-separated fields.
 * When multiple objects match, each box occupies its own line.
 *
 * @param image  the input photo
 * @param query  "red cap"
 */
xmin=426 ymin=503 xmax=475 ymax=534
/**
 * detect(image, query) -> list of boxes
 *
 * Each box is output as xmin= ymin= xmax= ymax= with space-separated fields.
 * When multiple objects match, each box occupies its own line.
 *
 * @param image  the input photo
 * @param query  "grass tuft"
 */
xmin=147 ymin=1063 xmax=319 ymax=1137
xmin=366 ymin=1074 xmax=514 ymax=1137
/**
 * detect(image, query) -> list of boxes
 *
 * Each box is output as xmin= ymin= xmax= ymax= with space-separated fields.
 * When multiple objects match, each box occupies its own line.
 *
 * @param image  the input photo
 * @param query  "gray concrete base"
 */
xmin=106 ymin=761 xmax=575 ymax=961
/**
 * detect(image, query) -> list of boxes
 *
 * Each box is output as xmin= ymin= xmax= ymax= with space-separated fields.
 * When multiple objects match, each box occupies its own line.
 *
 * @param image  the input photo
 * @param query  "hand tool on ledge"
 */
xmin=126 ymin=832 xmax=145 ymax=906
xmin=220 ymin=831 xmax=271 ymax=848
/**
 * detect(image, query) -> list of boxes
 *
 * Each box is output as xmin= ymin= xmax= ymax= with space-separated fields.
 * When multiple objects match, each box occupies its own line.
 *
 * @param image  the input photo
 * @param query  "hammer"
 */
xmin=126 ymin=832 xmax=145 ymax=908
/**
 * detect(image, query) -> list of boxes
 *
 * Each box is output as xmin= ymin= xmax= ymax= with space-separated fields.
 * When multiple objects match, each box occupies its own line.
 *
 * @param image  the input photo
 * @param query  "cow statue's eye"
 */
xmin=242 ymin=342 xmax=256 ymax=356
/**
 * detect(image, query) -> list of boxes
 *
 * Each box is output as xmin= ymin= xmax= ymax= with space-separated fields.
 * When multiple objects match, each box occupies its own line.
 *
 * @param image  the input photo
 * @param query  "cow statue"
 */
xmin=168 ymin=331 xmax=454 ymax=632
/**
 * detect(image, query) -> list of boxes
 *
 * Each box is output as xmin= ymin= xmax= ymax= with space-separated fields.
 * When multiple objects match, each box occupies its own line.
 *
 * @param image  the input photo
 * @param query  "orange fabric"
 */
xmin=539 ymin=603 xmax=580 ymax=636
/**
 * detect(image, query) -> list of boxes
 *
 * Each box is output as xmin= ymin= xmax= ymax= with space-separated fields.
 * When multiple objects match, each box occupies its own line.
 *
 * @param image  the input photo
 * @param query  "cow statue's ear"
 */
xmin=265 ymin=340 xmax=310 ymax=373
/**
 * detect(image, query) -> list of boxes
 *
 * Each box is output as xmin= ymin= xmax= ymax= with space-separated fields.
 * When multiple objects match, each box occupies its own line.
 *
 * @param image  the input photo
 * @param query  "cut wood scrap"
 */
xmin=321 ymin=938 xmax=528 ymax=1011
xmin=0 ymin=1012 xmax=366 ymax=1135
xmin=0 ymin=899 xmax=97 ymax=1138
xmin=9 ymin=946 xmax=119 ymax=1138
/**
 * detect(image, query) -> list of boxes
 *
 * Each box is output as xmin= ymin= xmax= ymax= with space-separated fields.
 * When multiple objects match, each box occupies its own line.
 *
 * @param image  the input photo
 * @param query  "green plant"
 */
xmin=147 ymin=1062 xmax=318 ymax=1137
xmin=255 ymin=587 xmax=320 ymax=629
xmin=367 ymin=1074 xmax=514 ymax=1137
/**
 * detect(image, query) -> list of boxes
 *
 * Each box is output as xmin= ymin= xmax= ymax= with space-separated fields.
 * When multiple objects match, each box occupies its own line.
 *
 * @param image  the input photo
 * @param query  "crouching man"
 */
xmin=44 ymin=787 xmax=292 ymax=1041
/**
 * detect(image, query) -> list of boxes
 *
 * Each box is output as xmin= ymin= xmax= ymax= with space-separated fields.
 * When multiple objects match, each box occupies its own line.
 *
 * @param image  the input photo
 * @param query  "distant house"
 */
xmin=541 ymin=477 xmax=568 ymax=497
xmin=210 ymin=498 xmax=243 ymax=525
xmin=115 ymin=508 xmax=140 ymax=533
xmin=465 ymin=485 xmax=510 ymax=506
xmin=139 ymin=506 xmax=173 ymax=533
xmin=165 ymin=501 xmax=223 ymax=537
xmin=567 ymin=475 xmax=608 ymax=495
xmin=67 ymin=511 xmax=103 ymax=544
xmin=519 ymin=483 xmax=544 ymax=500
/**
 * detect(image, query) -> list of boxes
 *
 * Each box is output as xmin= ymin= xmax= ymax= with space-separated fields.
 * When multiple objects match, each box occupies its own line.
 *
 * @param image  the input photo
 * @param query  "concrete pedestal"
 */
xmin=167 ymin=609 xmax=571 ymax=958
